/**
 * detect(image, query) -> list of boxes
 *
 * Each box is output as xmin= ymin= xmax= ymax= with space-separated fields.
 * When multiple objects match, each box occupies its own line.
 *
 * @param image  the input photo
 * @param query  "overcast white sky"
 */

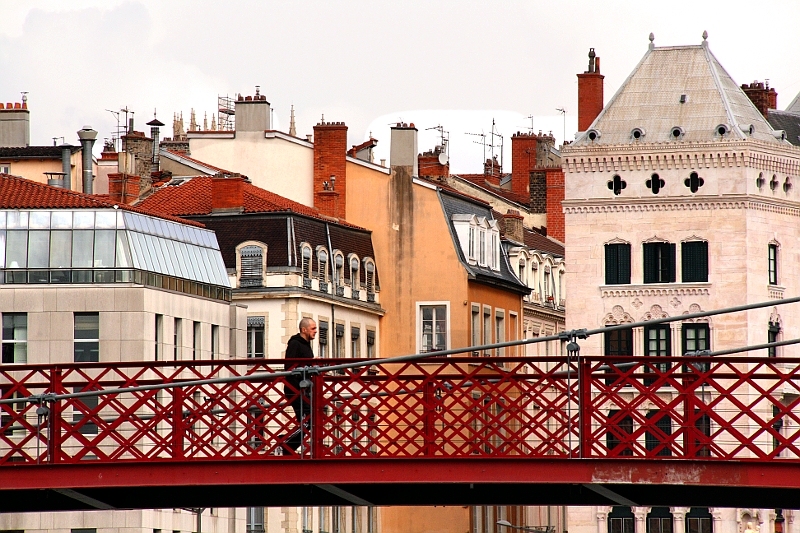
xmin=2 ymin=1 xmax=799 ymax=173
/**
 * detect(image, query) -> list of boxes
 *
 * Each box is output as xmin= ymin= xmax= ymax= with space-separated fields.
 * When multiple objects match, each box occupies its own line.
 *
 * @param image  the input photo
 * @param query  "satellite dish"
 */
xmin=438 ymin=152 xmax=449 ymax=165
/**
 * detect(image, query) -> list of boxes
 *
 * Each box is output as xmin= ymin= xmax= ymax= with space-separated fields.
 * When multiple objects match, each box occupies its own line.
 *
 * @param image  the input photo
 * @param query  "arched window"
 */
xmin=518 ymin=258 xmax=526 ymax=286
xmin=317 ymin=249 xmax=328 ymax=282
xmin=350 ymin=256 xmax=360 ymax=292
xmin=301 ymin=246 xmax=312 ymax=279
xmin=334 ymin=253 xmax=344 ymax=288
xmin=365 ymin=260 xmax=375 ymax=293
xmin=239 ymin=245 xmax=264 ymax=288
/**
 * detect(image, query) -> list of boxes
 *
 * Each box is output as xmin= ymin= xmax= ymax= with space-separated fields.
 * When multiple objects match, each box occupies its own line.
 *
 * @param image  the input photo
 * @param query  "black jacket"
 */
xmin=284 ymin=333 xmax=314 ymax=393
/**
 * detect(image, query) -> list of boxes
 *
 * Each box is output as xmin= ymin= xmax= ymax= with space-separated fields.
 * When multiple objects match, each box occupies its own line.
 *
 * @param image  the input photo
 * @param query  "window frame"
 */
xmin=246 ymin=316 xmax=265 ymax=359
xmin=604 ymin=243 xmax=631 ymax=285
xmin=681 ymin=240 xmax=708 ymax=283
xmin=417 ymin=302 xmax=450 ymax=354
xmin=643 ymin=241 xmax=676 ymax=284
xmin=238 ymin=243 xmax=266 ymax=288
xmin=2 ymin=313 xmax=27 ymax=364
xmin=769 ymin=243 xmax=778 ymax=285
xmin=74 ymin=312 xmax=99 ymax=363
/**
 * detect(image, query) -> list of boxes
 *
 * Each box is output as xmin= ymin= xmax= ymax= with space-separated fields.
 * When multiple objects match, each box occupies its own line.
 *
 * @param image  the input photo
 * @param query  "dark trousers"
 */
xmin=283 ymin=391 xmax=311 ymax=453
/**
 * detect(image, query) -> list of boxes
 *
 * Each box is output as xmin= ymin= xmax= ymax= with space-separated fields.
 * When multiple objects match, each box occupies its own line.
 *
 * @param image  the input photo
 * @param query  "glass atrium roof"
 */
xmin=0 ymin=209 xmax=230 ymax=287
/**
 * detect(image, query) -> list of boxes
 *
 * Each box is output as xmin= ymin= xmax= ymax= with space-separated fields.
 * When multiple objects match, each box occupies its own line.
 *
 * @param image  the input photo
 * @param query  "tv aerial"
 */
xmin=426 ymin=124 xmax=449 ymax=165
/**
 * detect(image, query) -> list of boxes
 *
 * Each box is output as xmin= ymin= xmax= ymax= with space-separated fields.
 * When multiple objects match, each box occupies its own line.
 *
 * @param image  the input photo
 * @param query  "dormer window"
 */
xmin=518 ymin=258 xmax=526 ymax=286
xmin=334 ymin=253 xmax=344 ymax=286
xmin=365 ymin=260 xmax=375 ymax=293
xmin=301 ymin=246 xmax=312 ymax=279
xmin=671 ymin=126 xmax=685 ymax=140
xmin=239 ymin=244 xmax=265 ymax=288
xmin=349 ymin=256 xmax=360 ymax=291
xmin=317 ymin=249 xmax=328 ymax=282
xmin=451 ymin=214 xmax=500 ymax=271
xmin=631 ymin=128 xmax=645 ymax=141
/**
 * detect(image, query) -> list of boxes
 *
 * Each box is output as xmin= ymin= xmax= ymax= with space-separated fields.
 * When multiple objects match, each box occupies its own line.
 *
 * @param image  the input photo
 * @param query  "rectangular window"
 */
xmin=605 ymin=243 xmax=631 ymax=285
xmin=645 ymin=410 xmax=673 ymax=457
xmin=495 ymin=311 xmax=505 ymax=356
xmin=769 ymin=244 xmax=778 ymax=285
xmin=211 ymin=325 xmax=219 ymax=360
xmin=648 ymin=515 xmax=673 ymax=533
xmin=509 ymin=313 xmax=517 ymax=357
xmin=335 ymin=323 xmax=345 ymax=358
xmin=605 ymin=327 xmax=633 ymax=385
xmin=687 ymin=514 xmax=712 ymax=533
xmin=247 ymin=317 xmax=265 ymax=358
xmin=193 ymin=321 xmax=201 ymax=360
xmin=483 ymin=308 xmax=491 ymax=355
xmin=682 ymin=324 xmax=709 ymax=355
xmin=155 ymin=314 xmax=163 ymax=361
xmin=644 ymin=324 xmax=671 ymax=383
xmin=318 ymin=321 xmax=328 ymax=358
xmin=351 ymin=326 xmax=360 ymax=358
xmin=366 ymin=329 xmax=375 ymax=358
xmin=72 ymin=387 xmax=98 ymax=435
xmin=471 ymin=305 xmax=480 ymax=355
xmin=479 ymin=230 xmax=486 ymax=265
xmin=682 ymin=241 xmax=708 ymax=282
xmin=692 ymin=410 xmax=712 ymax=457
xmin=174 ymin=318 xmax=181 ymax=360
xmin=2 ymin=313 xmax=27 ymax=364
xmin=643 ymin=242 xmax=676 ymax=283
xmin=609 ymin=516 xmax=634 ymax=533
xmin=768 ymin=322 xmax=781 ymax=358
xmin=420 ymin=305 xmax=447 ymax=353
xmin=74 ymin=313 xmax=99 ymax=362
xmin=468 ymin=227 xmax=475 ymax=259
xmin=604 ymin=328 xmax=633 ymax=356
xmin=606 ymin=409 xmax=633 ymax=456
xmin=246 ymin=507 xmax=265 ymax=533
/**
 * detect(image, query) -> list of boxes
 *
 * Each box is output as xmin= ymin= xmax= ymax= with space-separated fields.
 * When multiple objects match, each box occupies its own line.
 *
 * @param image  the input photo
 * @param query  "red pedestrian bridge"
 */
xmin=3 ymin=349 xmax=800 ymax=512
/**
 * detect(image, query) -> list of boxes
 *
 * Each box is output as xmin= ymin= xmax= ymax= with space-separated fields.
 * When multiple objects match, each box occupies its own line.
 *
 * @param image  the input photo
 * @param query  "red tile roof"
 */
xmin=0 ymin=174 xmax=204 ymax=227
xmin=452 ymin=173 xmax=530 ymax=206
xmin=523 ymin=227 xmax=564 ymax=256
xmin=137 ymin=177 xmax=365 ymax=230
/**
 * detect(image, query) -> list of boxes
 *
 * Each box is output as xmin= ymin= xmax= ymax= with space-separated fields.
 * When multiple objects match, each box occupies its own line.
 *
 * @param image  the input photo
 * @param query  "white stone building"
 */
xmin=562 ymin=36 xmax=800 ymax=533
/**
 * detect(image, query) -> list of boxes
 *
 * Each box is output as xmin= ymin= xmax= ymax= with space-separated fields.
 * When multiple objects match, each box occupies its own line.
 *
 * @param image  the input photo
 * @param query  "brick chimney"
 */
xmin=418 ymin=148 xmax=449 ymax=182
xmin=511 ymin=132 xmax=537 ymax=198
xmin=742 ymin=81 xmax=778 ymax=119
xmin=107 ymin=173 xmax=141 ymax=205
xmin=577 ymin=48 xmax=604 ymax=132
xmin=211 ymin=176 xmax=244 ymax=213
xmin=545 ymin=167 xmax=565 ymax=242
xmin=313 ymin=121 xmax=348 ymax=219
xmin=503 ymin=209 xmax=525 ymax=244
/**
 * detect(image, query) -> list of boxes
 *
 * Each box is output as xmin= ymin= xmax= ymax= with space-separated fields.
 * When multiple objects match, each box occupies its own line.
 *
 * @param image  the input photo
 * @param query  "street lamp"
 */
xmin=497 ymin=520 xmax=555 ymax=533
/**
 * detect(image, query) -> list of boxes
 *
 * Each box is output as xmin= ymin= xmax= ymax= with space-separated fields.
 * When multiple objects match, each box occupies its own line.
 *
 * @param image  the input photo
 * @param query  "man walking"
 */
xmin=281 ymin=317 xmax=317 ymax=454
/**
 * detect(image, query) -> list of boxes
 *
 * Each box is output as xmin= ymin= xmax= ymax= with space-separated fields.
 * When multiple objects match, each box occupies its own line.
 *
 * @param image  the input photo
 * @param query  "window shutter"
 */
xmin=618 ymin=244 xmax=630 ymax=284
xmin=682 ymin=241 xmax=708 ymax=282
xmin=668 ymin=243 xmax=677 ymax=282
xmin=240 ymin=246 xmax=263 ymax=287
xmin=605 ymin=245 xmax=618 ymax=285
xmin=318 ymin=322 xmax=328 ymax=345
xmin=644 ymin=244 xmax=656 ymax=283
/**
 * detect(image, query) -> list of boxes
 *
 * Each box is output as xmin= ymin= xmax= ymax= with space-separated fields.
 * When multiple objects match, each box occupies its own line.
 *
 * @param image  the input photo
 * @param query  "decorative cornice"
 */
xmin=564 ymin=196 xmax=800 ymax=216
xmin=562 ymin=139 xmax=800 ymax=169
xmin=601 ymin=283 xmax=711 ymax=298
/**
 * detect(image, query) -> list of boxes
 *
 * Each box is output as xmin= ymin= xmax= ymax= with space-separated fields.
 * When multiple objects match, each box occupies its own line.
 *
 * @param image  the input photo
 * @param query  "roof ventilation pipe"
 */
xmin=77 ymin=126 xmax=97 ymax=194
xmin=60 ymin=143 xmax=72 ymax=190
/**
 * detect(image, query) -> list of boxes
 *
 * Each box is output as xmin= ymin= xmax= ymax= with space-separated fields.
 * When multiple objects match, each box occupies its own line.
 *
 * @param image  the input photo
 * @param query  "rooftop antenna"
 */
xmin=556 ymin=108 xmax=566 ymax=145
xmin=426 ymin=125 xmax=450 ymax=166
xmin=526 ymin=114 xmax=536 ymax=133
xmin=106 ymin=109 xmax=121 ymax=151
xmin=465 ymin=129 xmax=488 ymax=170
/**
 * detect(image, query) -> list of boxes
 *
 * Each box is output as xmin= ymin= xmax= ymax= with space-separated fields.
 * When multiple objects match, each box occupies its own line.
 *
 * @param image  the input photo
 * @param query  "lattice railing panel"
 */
xmin=3 ymin=356 xmax=800 ymax=464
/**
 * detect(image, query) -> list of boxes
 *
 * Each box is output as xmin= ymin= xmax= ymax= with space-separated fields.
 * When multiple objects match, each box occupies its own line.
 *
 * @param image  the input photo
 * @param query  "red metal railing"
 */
xmin=2 ymin=355 xmax=800 ymax=465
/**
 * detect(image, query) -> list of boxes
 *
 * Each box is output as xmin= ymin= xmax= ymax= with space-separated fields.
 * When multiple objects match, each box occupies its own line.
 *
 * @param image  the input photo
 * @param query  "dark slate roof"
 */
xmin=188 ymin=213 xmax=379 ymax=289
xmin=767 ymin=110 xmax=800 ymax=147
xmin=438 ymin=189 xmax=529 ymax=295
xmin=450 ymin=173 xmax=531 ymax=206
xmin=0 ymin=146 xmax=81 ymax=159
